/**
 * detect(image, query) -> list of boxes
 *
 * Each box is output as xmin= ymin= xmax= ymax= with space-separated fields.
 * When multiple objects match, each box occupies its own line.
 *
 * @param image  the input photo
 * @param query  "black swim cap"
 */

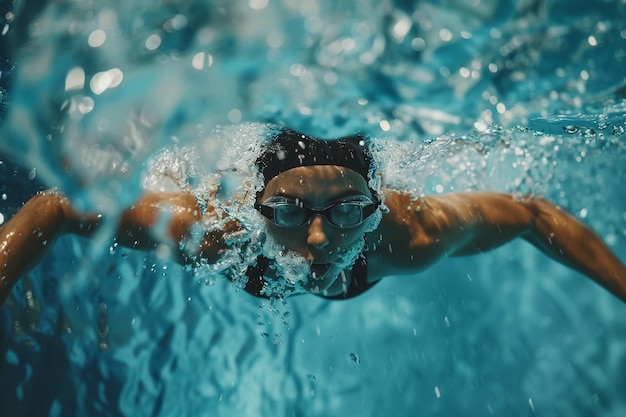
xmin=256 ymin=128 xmax=374 ymax=185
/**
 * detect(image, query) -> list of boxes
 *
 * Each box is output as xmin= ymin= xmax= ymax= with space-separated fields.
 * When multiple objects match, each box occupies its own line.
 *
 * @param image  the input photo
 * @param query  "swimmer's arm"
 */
xmin=0 ymin=191 xmax=236 ymax=306
xmin=116 ymin=191 xmax=239 ymax=263
xmin=369 ymin=190 xmax=626 ymax=303
xmin=0 ymin=191 xmax=101 ymax=305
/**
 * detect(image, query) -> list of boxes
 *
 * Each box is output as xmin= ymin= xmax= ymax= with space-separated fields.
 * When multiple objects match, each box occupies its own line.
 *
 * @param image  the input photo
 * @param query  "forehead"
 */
xmin=262 ymin=165 xmax=370 ymax=201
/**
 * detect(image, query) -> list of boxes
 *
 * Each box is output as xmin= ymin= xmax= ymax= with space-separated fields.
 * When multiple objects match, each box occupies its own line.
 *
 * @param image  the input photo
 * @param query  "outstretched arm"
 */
xmin=0 ymin=190 xmax=237 ymax=306
xmin=114 ymin=191 xmax=239 ymax=263
xmin=0 ymin=190 xmax=99 ymax=305
xmin=371 ymin=190 xmax=626 ymax=303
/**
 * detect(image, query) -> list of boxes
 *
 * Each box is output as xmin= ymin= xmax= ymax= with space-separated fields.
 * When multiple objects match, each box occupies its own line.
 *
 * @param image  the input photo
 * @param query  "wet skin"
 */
xmin=257 ymin=165 xmax=375 ymax=293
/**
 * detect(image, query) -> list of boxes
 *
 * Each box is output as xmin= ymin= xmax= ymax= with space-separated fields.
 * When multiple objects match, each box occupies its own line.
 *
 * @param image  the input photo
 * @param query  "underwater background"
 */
xmin=1 ymin=0 xmax=626 ymax=416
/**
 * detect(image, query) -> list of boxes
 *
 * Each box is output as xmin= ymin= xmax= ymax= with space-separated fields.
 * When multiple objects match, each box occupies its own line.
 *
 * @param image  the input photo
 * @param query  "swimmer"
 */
xmin=1 ymin=128 xmax=625 ymax=304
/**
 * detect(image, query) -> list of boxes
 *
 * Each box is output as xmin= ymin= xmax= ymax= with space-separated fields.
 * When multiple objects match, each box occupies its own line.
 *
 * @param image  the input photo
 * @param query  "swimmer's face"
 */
xmin=257 ymin=165 xmax=374 ymax=290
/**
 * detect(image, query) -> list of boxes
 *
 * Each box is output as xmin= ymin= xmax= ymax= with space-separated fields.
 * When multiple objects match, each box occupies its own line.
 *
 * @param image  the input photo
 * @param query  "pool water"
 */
xmin=1 ymin=0 xmax=626 ymax=416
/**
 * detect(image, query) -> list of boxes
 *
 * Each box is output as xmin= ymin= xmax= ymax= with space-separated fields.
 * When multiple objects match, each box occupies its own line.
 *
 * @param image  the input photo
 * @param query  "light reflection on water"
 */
xmin=0 ymin=0 xmax=625 ymax=416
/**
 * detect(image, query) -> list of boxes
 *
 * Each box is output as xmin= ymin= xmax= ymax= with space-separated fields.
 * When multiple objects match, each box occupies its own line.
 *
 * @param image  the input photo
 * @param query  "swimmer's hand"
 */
xmin=116 ymin=191 xmax=241 ymax=264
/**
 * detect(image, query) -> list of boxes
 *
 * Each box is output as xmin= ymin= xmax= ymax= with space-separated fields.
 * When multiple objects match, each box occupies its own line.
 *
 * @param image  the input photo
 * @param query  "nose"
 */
xmin=306 ymin=215 xmax=330 ymax=249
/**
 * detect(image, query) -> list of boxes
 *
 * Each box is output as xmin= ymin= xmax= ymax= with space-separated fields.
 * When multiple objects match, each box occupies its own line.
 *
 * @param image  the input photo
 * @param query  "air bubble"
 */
xmin=582 ymin=128 xmax=595 ymax=138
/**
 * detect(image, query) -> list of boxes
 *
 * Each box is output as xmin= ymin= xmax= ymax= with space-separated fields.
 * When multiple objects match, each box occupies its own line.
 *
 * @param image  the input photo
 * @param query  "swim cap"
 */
xmin=256 ymin=128 xmax=374 ymax=185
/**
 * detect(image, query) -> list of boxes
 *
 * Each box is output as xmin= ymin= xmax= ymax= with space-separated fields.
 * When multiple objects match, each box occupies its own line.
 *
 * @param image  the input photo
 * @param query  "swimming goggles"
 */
xmin=254 ymin=195 xmax=379 ymax=228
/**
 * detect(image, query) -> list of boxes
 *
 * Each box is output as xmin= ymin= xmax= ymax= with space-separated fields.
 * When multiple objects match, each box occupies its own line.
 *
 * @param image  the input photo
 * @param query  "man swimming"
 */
xmin=1 ymin=127 xmax=625 ymax=304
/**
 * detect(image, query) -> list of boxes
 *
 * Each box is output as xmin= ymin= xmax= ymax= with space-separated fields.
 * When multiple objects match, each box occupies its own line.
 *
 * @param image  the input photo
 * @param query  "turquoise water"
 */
xmin=1 ymin=0 xmax=626 ymax=416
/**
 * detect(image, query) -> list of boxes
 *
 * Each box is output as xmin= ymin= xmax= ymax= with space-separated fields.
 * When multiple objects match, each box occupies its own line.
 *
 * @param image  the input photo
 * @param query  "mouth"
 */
xmin=309 ymin=263 xmax=333 ymax=280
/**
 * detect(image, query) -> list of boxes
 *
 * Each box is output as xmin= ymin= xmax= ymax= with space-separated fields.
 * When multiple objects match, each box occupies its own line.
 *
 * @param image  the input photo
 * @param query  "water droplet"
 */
xmin=612 ymin=125 xmax=625 ymax=136
xmin=563 ymin=125 xmax=579 ymax=134
xmin=528 ymin=397 xmax=536 ymax=413
xmin=582 ymin=128 xmax=595 ymax=138
xmin=349 ymin=353 xmax=360 ymax=364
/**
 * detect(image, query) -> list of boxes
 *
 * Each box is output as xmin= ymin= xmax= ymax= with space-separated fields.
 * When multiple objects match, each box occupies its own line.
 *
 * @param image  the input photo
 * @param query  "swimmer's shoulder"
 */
xmin=365 ymin=189 xmax=440 ymax=280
